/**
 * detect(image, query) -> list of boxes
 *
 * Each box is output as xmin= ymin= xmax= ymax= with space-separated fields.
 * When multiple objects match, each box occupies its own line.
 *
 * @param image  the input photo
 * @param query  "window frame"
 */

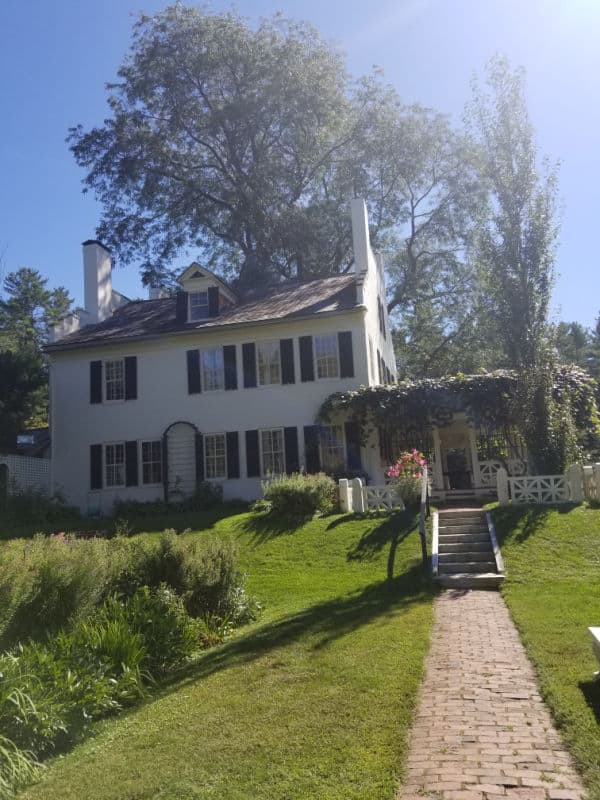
xmin=204 ymin=432 xmax=227 ymax=480
xmin=313 ymin=334 xmax=340 ymax=380
xmin=104 ymin=442 xmax=126 ymax=488
xmin=259 ymin=427 xmax=285 ymax=477
xmin=188 ymin=290 xmax=209 ymax=322
xmin=141 ymin=440 xmax=162 ymax=485
xmin=256 ymin=340 xmax=282 ymax=386
xmin=319 ymin=424 xmax=346 ymax=474
xmin=103 ymin=358 xmax=125 ymax=403
xmin=200 ymin=347 xmax=225 ymax=392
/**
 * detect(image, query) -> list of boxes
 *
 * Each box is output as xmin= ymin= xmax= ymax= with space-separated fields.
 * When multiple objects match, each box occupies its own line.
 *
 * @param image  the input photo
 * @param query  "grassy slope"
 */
xmin=20 ymin=510 xmax=433 ymax=800
xmin=493 ymin=505 xmax=600 ymax=800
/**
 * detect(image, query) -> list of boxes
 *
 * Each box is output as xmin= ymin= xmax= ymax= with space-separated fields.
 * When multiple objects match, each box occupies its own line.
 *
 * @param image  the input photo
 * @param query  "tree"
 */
xmin=554 ymin=321 xmax=590 ymax=367
xmin=0 ymin=269 xmax=72 ymax=449
xmin=467 ymin=56 xmax=559 ymax=370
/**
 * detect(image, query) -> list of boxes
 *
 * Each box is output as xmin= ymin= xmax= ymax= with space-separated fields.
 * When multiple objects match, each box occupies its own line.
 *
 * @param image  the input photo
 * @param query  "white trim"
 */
xmin=103 ymin=357 xmax=125 ymax=403
xmin=200 ymin=347 xmax=225 ymax=392
xmin=104 ymin=441 xmax=126 ymax=488
xmin=314 ymin=333 xmax=340 ymax=380
xmin=256 ymin=339 xmax=282 ymax=386
xmin=259 ymin=427 xmax=285 ymax=477
xmin=431 ymin=512 xmax=439 ymax=576
xmin=485 ymin=511 xmax=505 ymax=574
xmin=140 ymin=439 xmax=162 ymax=486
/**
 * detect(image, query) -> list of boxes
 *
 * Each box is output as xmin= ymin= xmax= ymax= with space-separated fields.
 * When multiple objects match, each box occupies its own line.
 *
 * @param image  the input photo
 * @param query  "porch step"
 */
xmin=439 ymin=524 xmax=488 ymax=534
xmin=438 ymin=551 xmax=494 ymax=563
xmin=438 ymin=561 xmax=496 ymax=574
xmin=438 ymin=540 xmax=492 ymax=554
xmin=438 ymin=532 xmax=490 ymax=544
xmin=435 ymin=573 xmax=505 ymax=589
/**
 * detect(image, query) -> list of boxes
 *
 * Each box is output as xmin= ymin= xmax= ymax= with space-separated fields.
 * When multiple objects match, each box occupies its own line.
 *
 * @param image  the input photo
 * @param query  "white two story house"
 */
xmin=47 ymin=199 xmax=396 ymax=513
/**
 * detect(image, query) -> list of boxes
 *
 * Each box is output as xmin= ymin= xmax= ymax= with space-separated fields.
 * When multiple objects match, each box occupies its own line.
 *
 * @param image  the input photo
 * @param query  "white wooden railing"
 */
xmin=583 ymin=464 xmax=600 ymax=503
xmin=363 ymin=485 xmax=404 ymax=512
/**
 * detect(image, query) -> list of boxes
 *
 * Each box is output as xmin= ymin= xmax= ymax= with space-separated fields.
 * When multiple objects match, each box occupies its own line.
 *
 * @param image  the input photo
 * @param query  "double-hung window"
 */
xmin=257 ymin=341 xmax=281 ymax=385
xmin=189 ymin=290 xmax=209 ymax=321
xmin=260 ymin=428 xmax=284 ymax=476
xmin=314 ymin=334 xmax=339 ymax=379
xmin=201 ymin=348 xmax=224 ymax=391
xmin=319 ymin=425 xmax=345 ymax=473
xmin=141 ymin=440 xmax=162 ymax=484
xmin=104 ymin=359 xmax=125 ymax=401
xmin=204 ymin=433 xmax=227 ymax=479
xmin=105 ymin=443 xmax=125 ymax=487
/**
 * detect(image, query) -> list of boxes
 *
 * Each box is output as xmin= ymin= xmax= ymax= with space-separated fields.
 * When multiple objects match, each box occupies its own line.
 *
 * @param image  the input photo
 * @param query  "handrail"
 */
xmin=418 ymin=465 xmax=429 ymax=564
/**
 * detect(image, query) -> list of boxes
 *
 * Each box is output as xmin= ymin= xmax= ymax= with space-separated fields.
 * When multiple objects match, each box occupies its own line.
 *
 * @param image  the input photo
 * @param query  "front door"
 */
xmin=444 ymin=447 xmax=473 ymax=490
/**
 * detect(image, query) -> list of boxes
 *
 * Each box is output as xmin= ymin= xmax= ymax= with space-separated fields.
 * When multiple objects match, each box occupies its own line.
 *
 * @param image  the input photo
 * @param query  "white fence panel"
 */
xmin=508 ymin=475 xmax=569 ymax=504
xmin=479 ymin=460 xmax=502 ymax=488
xmin=363 ymin=485 xmax=404 ymax=512
xmin=0 ymin=454 xmax=50 ymax=495
xmin=583 ymin=464 xmax=600 ymax=503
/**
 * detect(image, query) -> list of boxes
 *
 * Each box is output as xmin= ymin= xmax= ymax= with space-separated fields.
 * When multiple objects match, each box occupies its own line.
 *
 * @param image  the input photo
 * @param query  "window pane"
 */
xmin=315 ymin=335 xmax=339 ymax=379
xmin=142 ymin=440 xmax=162 ymax=484
xmin=201 ymin=348 xmax=224 ymax=391
xmin=190 ymin=291 xmax=209 ymax=321
xmin=105 ymin=443 xmax=125 ymax=487
xmin=204 ymin=434 xmax=226 ymax=479
xmin=261 ymin=428 xmax=284 ymax=476
xmin=105 ymin=359 xmax=125 ymax=401
xmin=320 ymin=425 xmax=345 ymax=473
xmin=257 ymin=341 xmax=281 ymax=385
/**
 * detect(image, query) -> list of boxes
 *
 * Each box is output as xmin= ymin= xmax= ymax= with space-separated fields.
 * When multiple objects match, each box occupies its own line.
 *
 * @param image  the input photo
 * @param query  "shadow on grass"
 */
xmin=580 ymin=678 xmax=600 ymax=724
xmin=492 ymin=506 xmax=552 ymax=545
xmin=346 ymin=510 xmax=420 ymax=580
xmin=172 ymin=562 xmax=432 ymax=688
xmin=240 ymin=511 xmax=315 ymax=541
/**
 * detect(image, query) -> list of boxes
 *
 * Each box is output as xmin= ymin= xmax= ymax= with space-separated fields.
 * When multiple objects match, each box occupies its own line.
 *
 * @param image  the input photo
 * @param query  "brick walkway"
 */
xmin=398 ymin=590 xmax=586 ymax=800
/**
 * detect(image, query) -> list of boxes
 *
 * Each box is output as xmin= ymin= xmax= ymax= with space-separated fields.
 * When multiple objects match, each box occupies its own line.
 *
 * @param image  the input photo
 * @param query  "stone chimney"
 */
xmin=82 ymin=240 xmax=113 ymax=323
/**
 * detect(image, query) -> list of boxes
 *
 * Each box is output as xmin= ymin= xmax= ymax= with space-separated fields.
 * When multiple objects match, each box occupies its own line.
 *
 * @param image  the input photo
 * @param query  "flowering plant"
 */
xmin=386 ymin=450 xmax=428 ymax=507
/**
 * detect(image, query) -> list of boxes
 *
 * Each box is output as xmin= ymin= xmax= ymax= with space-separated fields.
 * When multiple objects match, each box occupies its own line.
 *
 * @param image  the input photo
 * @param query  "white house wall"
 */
xmin=50 ymin=310 xmax=372 ymax=512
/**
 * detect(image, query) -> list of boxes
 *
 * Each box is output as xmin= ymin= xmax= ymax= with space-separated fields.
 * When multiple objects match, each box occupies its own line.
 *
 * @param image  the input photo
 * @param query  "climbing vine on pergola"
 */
xmin=318 ymin=367 xmax=600 ymax=465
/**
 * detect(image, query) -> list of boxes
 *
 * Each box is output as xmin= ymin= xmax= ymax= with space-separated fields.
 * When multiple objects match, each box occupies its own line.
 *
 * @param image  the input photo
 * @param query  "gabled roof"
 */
xmin=47 ymin=274 xmax=359 ymax=352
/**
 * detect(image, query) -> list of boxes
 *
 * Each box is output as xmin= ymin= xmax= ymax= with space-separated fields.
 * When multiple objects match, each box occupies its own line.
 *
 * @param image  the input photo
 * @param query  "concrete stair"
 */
xmin=434 ymin=508 xmax=504 ymax=589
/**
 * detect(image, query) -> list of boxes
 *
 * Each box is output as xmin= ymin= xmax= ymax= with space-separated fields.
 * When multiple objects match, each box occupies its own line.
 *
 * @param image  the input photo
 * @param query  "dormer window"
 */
xmin=189 ymin=290 xmax=209 ymax=321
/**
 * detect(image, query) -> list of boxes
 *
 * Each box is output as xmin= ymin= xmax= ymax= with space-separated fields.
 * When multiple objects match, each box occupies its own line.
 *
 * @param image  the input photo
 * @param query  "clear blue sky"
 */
xmin=1 ymin=0 xmax=599 ymax=325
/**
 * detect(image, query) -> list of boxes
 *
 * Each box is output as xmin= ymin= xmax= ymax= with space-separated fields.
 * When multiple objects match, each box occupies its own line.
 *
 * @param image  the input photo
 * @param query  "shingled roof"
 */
xmin=47 ymin=274 xmax=359 ymax=351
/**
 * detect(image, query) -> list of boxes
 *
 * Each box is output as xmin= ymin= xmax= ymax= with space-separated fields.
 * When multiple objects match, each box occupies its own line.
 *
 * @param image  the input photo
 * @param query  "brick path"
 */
xmin=397 ymin=590 xmax=586 ymax=800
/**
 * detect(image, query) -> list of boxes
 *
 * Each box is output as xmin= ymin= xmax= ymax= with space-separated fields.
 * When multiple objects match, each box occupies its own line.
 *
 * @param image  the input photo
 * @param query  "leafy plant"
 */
xmin=0 ymin=734 xmax=39 ymax=800
xmin=262 ymin=472 xmax=338 ymax=518
xmin=386 ymin=450 xmax=427 ymax=508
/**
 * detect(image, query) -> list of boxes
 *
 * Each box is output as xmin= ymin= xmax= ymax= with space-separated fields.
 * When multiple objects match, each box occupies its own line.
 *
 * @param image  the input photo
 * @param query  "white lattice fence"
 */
xmin=508 ymin=475 xmax=569 ymax=504
xmin=479 ymin=460 xmax=502 ymax=487
xmin=0 ymin=454 xmax=50 ymax=494
xmin=363 ymin=485 xmax=404 ymax=512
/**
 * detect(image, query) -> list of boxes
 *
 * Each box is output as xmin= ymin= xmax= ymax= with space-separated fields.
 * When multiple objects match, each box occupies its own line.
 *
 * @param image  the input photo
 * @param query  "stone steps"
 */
xmin=434 ymin=508 xmax=505 ymax=589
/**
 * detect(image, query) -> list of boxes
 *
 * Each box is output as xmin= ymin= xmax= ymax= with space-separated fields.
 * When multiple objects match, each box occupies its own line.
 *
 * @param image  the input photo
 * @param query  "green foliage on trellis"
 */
xmin=318 ymin=366 xmax=600 ymax=473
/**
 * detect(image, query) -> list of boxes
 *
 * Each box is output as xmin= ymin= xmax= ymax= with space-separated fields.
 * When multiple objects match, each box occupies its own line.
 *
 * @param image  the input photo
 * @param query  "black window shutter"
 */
xmin=246 ymin=430 xmax=260 ymax=477
xmin=125 ymin=440 xmax=139 ymax=486
xmin=90 ymin=361 xmax=102 ymax=404
xmin=345 ymin=421 xmax=362 ymax=471
xmin=195 ymin=433 xmax=204 ymax=483
xmin=299 ymin=336 xmax=314 ymax=382
xmin=226 ymin=432 xmax=240 ymax=479
xmin=187 ymin=349 xmax=201 ymax=394
xmin=208 ymin=287 xmax=219 ymax=317
xmin=280 ymin=338 xmax=295 ymax=384
xmin=381 ymin=299 xmax=387 ymax=340
xmin=377 ymin=350 xmax=383 ymax=384
xmin=223 ymin=345 xmax=238 ymax=390
xmin=242 ymin=342 xmax=257 ymax=388
xmin=90 ymin=444 xmax=103 ymax=490
xmin=284 ymin=427 xmax=299 ymax=474
xmin=176 ymin=291 xmax=188 ymax=323
xmin=338 ymin=332 xmax=354 ymax=378
xmin=124 ymin=356 xmax=137 ymax=400
xmin=303 ymin=425 xmax=321 ymax=473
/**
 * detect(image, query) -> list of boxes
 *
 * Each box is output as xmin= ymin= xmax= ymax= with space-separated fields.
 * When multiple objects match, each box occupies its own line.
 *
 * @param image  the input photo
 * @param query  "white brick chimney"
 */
xmin=350 ymin=198 xmax=372 ymax=276
xmin=83 ymin=240 xmax=113 ymax=323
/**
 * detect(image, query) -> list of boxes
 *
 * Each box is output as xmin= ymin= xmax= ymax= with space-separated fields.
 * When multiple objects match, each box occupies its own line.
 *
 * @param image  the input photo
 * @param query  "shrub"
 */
xmin=2 ymin=488 xmax=80 ymax=525
xmin=262 ymin=472 xmax=338 ymax=518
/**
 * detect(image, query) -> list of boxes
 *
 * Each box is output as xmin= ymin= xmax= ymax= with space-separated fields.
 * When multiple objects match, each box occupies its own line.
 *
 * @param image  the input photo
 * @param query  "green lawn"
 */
xmin=18 ymin=509 xmax=434 ymax=800
xmin=493 ymin=504 xmax=600 ymax=800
